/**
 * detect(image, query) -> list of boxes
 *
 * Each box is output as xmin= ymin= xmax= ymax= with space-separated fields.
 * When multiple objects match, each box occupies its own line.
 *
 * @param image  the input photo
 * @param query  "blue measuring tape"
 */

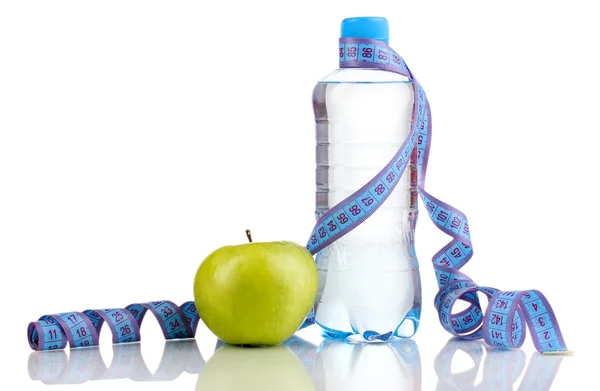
xmin=27 ymin=38 xmax=567 ymax=354
xmin=303 ymin=37 xmax=568 ymax=353
xmin=28 ymin=331 xmax=563 ymax=389
xmin=27 ymin=301 xmax=199 ymax=351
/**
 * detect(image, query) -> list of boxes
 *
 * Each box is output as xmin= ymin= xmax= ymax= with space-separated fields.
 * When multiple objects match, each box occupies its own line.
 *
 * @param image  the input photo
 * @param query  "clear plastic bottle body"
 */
xmin=313 ymin=68 xmax=421 ymax=340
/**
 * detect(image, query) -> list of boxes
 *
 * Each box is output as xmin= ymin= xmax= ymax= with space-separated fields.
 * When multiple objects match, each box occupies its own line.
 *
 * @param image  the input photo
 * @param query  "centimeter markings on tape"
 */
xmin=304 ymin=37 xmax=569 ymax=354
xmin=27 ymin=301 xmax=199 ymax=351
xmin=27 ymin=38 xmax=568 ymax=355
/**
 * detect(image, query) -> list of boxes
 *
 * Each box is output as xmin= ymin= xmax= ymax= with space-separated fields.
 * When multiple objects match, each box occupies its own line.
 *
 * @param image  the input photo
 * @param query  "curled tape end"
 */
xmin=542 ymin=350 xmax=574 ymax=356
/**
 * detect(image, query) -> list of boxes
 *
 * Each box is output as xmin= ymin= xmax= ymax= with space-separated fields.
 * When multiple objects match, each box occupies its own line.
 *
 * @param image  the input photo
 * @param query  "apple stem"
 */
xmin=245 ymin=229 xmax=252 ymax=243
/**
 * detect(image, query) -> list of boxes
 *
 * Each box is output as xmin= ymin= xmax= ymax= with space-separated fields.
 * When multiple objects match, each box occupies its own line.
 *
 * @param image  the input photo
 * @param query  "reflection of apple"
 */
xmin=193 ymin=237 xmax=318 ymax=345
xmin=195 ymin=344 xmax=315 ymax=391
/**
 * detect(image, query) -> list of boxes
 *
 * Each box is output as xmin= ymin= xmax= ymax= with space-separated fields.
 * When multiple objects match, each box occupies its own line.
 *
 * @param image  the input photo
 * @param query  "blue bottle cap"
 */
xmin=341 ymin=17 xmax=389 ymax=44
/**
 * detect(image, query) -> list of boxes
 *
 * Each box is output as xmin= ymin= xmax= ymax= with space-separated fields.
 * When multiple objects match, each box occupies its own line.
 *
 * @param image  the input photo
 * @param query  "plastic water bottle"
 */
xmin=313 ymin=17 xmax=421 ymax=341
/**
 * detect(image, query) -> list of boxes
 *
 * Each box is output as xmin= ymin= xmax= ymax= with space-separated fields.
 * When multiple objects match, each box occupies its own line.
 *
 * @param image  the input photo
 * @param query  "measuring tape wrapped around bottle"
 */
xmin=26 ymin=38 xmax=568 ymax=354
xmin=302 ymin=37 xmax=568 ymax=354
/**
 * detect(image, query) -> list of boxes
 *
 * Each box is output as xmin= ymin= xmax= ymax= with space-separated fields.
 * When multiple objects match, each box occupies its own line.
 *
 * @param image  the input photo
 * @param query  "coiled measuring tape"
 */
xmin=27 ymin=38 xmax=567 ymax=354
xmin=303 ymin=37 xmax=568 ymax=353
xmin=27 ymin=301 xmax=199 ymax=351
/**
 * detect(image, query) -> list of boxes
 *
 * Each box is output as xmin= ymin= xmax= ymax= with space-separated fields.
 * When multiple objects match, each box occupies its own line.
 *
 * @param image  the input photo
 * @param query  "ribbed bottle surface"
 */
xmin=313 ymin=68 xmax=421 ymax=341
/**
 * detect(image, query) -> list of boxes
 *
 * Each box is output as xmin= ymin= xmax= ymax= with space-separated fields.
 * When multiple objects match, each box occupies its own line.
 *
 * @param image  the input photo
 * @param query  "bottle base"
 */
xmin=316 ymin=308 xmax=421 ymax=343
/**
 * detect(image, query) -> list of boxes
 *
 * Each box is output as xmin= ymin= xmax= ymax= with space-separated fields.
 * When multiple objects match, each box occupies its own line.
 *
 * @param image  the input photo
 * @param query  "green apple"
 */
xmin=195 ymin=344 xmax=315 ymax=391
xmin=193 ymin=237 xmax=318 ymax=345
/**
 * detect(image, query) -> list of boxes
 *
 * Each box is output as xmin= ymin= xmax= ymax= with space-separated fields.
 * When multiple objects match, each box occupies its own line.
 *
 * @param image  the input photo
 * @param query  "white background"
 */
xmin=1 ymin=0 xmax=598 ymax=390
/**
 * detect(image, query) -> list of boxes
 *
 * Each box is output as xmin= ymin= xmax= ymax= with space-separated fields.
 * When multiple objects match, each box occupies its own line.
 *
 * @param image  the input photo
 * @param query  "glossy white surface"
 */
xmin=1 ymin=1 xmax=598 ymax=390
xmin=14 ymin=321 xmax=589 ymax=390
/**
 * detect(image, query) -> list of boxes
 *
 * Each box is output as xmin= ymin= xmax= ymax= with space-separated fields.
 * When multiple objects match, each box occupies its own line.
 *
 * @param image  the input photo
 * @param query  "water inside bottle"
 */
xmin=313 ymin=73 xmax=421 ymax=341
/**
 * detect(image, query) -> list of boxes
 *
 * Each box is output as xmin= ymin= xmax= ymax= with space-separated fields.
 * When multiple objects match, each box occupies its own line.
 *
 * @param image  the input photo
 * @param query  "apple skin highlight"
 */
xmin=193 ymin=240 xmax=318 ymax=346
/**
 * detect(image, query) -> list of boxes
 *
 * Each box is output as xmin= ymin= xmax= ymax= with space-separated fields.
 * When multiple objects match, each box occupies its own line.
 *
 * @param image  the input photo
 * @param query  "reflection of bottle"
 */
xmin=313 ymin=339 xmax=421 ymax=391
xmin=313 ymin=16 xmax=421 ymax=341
xmin=434 ymin=338 xmax=565 ymax=391
xmin=28 ymin=340 xmax=205 ymax=385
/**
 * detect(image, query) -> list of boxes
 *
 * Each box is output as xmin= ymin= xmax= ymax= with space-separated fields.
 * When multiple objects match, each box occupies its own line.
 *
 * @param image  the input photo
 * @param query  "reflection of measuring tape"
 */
xmin=27 ymin=38 xmax=567 ymax=354
xmin=434 ymin=339 xmax=564 ymax=390
xmin=303 ymin=37 xmax=568 ymax=353
xmin=28 ymin=335 xmax=317 ymax=385
xmin=28 ymin=339 xmax=205 ymax=385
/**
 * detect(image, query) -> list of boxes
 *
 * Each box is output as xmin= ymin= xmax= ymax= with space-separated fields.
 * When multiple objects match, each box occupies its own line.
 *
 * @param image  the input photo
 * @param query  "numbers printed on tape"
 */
xmin=304 ymin=37 xmax=568 ymax=353
xmin=28 ymin=301 xmax=199 ymax=351
xmin=27 ymin=37 xmax=568 ymax=355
